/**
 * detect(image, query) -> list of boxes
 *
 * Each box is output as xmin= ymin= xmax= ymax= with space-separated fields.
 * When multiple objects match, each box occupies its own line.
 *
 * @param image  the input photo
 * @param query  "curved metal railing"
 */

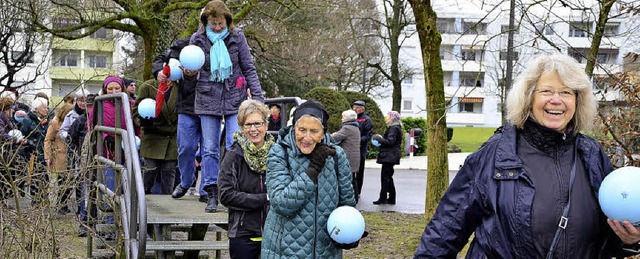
xmin=86 ymin=92 xmax=146 ymax=258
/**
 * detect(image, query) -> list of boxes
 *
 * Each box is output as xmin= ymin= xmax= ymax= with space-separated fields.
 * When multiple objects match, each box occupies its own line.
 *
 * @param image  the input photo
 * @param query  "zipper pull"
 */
xmin=562 ymin=133 xmax=566 ymax=140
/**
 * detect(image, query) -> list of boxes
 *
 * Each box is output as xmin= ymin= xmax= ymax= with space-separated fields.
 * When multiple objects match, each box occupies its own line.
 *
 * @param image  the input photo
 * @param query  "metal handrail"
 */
xmin=87 ymin=93 xmax=146 ymax=258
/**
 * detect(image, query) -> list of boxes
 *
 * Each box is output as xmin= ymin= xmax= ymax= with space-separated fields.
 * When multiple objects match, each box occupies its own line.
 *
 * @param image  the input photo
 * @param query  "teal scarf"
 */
xmin=233 ymin=130 xmax=275 ymax=173
xmin=205 ymin=26 xmax=232 ymax=82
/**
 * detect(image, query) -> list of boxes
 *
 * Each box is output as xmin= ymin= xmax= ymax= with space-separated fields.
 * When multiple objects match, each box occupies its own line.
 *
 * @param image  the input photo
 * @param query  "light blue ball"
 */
xmin=327 ymin=206 xmax=365 ymax=244
xmin=121 ymin=136 xmax=141 ymax=150
xmin=371 ymin=139 xmax=381 ymax=147
xmin=168 ymin=58 xmax=183 ymax=81
xmin=179 ymin=45 xmax=205 ymax=71
xmin=598 ymin=166 xmax=640 ymax=226
xmin=138 ymin=98 xmax=156 ymax=119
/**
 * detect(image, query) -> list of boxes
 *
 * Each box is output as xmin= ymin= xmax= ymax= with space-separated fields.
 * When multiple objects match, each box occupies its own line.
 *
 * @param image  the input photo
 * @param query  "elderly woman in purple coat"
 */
xmin=187 ymin=0 xmax=264 ymax=213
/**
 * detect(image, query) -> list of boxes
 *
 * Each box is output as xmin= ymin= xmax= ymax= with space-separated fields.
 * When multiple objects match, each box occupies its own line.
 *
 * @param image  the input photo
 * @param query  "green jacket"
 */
xmin=261 ymin=127 xmax=356 ymax=258
xmin=133 ymin=80 xmax=178 ymax=160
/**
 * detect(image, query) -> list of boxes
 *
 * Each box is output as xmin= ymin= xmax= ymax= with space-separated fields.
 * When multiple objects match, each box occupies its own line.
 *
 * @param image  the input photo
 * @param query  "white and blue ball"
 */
xmin=168 ymin=58 xmax=183 ymax=81
xmin=138 ymin=98 xmax=156 ymax=119
xmin=598 ymin=166 xmax=640 ymax=226
xmin=179 ymin=45 xmax=205 ymax=71
xmin=327 ymin=206 xmax=365 ymax=244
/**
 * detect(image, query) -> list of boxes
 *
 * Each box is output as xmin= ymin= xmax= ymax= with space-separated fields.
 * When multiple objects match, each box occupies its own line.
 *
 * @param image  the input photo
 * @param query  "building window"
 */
xmin=402 ymin=76 xmax=413 ymax=85
xmin=58 ymin=53 xmax=79 ymax=67
xmin=569 ymin=23 xmax=589 ymax=38
xmin=500 ymin=25 xmax=519 ymax=34
xmin=499 ymin=51 xmax=519 ymax=61
xmin=436 ymin=18 xmax=455 ymax=34
xmin=402 ymin=100 xmax=413 ymax=111
xmin=53 ymin=18 xmax=81 ymax=36
xmin=568 ymin=49 xmax=585 ymax=63
xmin=462 ymin=22 xmax=486 ymax=35
xmin=11 ymin=51 xmax=34 ymax=64
xmin=545 ymin=25 xmax=555 ymax=35
xmin=603 ymin=23 xmax=619 ymax=37
xmin=90 ymin=28 xmax=108 ymax=39
xmin=459 ymin=103 xmax=474 ymax=113
xmin=88 ymin=55 xmax=107 ymax=68
xmin=460 ymin=50 xmax=476 ymax=61
xmin=459 ymin=72 xmax=484 ymax=87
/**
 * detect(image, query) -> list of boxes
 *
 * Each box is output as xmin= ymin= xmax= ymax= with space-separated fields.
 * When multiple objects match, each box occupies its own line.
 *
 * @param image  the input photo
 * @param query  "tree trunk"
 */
xmin=585 ymin=0 xmax=615 ymax=77
xmin=407 ymin=0 xmax=448 ymax=218
xmin=390 ymin=0 xmax=402 ymax=112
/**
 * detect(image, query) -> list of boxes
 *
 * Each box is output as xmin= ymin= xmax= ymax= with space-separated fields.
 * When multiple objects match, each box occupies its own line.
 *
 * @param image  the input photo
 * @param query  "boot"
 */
xmin=388 ymin=193 xmax=396 ymax=205
xmin=204 ymin=185 xmax=218 ymax=213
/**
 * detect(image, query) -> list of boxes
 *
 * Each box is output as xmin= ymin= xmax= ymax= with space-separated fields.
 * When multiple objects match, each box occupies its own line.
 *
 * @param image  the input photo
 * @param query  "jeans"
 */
xmin=200 ymin=114 xmax=238 ymax=190
xmin=229 ymin=237 xmax=261 ymax=259
xmin=177 ymin=114 xmax=202 ymax=193
xmin=142 ymin=158 xmax=177 ymax=194
xmin=104 ymin=167 xmax=116 ymax=224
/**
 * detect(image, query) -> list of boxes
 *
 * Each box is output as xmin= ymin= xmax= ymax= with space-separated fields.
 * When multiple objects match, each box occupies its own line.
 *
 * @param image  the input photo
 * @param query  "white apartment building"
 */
xmin=376 ymin=0 xmax=639 ymax=127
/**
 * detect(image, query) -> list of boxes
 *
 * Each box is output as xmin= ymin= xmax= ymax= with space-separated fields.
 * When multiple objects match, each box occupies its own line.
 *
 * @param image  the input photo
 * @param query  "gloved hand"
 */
xmin=332 ymin=231 xmax=369 ymax=250
xmin=306 ymin=143 xmax=336 ymax=184
xmin=138 ymin=117 xmax=154 ymax=127
xmin=373 ymin=134 xmax=383 ymax=141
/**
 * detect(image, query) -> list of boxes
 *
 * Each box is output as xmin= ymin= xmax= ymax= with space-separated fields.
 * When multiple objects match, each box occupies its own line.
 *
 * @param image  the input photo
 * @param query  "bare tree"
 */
xmin=0 ymin=0 xmax=50 ymax=96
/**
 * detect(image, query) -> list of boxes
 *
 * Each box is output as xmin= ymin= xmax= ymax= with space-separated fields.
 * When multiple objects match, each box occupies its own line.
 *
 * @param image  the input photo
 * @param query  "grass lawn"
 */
xmin=449 ymin=127 xmax=497 ymax=152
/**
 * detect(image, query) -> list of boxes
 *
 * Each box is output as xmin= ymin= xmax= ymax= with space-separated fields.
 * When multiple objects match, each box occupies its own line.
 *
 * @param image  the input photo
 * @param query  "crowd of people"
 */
xmin=6 ymin=0 xmax=635 ymax=257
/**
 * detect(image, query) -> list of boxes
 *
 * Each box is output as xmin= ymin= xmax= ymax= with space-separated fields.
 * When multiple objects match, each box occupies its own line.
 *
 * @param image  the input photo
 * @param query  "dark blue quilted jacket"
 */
xmin=414 ymin=124 xmax=634 ymax=259
xmin=261 ymin=127 xmax=356 ymax=258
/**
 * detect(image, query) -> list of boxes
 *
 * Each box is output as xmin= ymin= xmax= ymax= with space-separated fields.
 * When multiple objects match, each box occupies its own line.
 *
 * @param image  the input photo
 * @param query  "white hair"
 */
xmin=75 ymin=89 xmax=90 ymax=100
xmin=0 ymin=91 xmax=17 ymax=101
xmin=342 ymin=109 xmax=357 ymax=122
xmin=31 ymin=97 xmax=48 ymax=111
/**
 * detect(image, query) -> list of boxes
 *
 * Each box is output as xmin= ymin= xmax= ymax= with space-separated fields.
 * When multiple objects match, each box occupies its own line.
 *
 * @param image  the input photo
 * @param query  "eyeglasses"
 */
xmin=535 ymin=88 xmax=577 ymax=99
xmin=243 ymin=121 xmax=265 ymax=129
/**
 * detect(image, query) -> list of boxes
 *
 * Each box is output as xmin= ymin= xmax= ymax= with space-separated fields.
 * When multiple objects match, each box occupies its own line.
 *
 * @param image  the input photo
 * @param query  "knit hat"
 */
xmin=388 ymin=111 xmax=401 ymax=122
xmin=124 ymin=78 xmax=135 ymax=87
xmin=74 ymin=89 xmax=90 ymax=100
xmin=103 ymin=75 xmax=124 ymax=93
xmin=292 ymin=99 xmax=329 ymax=130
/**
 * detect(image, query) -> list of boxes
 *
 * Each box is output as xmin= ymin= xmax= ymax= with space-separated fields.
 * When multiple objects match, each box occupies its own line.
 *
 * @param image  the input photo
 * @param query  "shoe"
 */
xmin=188 ymin=187 xmax=196 ymax=196
xmin=171 ymin=185 xmax=189 ymax=199
xmin=77 ymin=225 xmax=87 ymax=237
xmin=373 ymin=199 xmax=388 ymax=205
xmin=204 ymin=185 xmax=218 ymax=213
xmin=198 ymin=195 xmax=208 ymax=203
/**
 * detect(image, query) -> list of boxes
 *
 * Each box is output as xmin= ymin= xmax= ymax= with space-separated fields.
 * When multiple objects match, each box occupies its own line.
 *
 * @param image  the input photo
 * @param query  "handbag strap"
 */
xmin=546 ymin=144 xmax=578 ymax=259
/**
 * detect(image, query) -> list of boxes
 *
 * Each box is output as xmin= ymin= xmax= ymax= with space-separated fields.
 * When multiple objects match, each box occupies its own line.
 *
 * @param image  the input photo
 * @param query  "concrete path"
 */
xmin=357 ymin=153 xmax=471 ymax=214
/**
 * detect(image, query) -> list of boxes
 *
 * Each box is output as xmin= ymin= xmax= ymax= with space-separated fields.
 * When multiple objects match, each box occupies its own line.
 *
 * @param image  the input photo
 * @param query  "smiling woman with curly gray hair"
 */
xmin=415 ymin=53 xmax=640 ymax=258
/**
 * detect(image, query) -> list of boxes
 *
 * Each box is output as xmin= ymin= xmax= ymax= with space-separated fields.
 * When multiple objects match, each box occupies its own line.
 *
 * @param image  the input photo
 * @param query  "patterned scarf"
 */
xmin=205 ymin=26 xmax=232 ymax=82
xmin=233 ymin=130 xmax=275 ymax=173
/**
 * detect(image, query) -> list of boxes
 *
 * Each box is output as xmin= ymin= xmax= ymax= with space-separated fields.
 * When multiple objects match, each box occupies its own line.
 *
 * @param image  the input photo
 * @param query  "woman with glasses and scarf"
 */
xmin=218 ymin=100 xmax=274 ymax=259
xmin=414 ymin=54 xmax=640 ymax=258
xmin=188 ymin=0 xmax=264 ymax=213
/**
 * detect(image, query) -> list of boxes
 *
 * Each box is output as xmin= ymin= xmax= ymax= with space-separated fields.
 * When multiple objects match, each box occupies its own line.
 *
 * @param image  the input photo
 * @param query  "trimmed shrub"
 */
xmin=401 ymin=117 xmax=428 ymax=156
xmin=303 ymin=87 xmax=351 ymax=133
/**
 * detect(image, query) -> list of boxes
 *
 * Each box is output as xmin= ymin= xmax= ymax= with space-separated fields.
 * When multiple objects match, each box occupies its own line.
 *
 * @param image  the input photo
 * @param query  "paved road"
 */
xmin=356 ymin=167 xmax=459 ymax=214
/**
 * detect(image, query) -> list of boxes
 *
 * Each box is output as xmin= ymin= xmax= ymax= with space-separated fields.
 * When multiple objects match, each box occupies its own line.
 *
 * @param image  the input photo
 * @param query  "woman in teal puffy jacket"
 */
xmin=261 ymin=100 xmax=357 ymax=258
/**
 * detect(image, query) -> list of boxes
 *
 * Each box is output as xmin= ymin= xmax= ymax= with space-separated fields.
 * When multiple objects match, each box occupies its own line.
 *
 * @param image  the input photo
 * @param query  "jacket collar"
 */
xmin=494 ymin=124 xmax=523 ymax=169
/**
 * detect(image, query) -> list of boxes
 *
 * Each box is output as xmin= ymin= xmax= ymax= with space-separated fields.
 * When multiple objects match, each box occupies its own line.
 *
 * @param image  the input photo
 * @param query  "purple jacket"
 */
xmin=190 ymin=28 xmax=264 ymax=116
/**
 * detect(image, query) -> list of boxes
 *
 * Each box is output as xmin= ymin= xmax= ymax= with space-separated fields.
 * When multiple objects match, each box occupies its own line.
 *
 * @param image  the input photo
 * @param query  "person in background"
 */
xmin=267 ymin=103 xmax=281 ymax=132
xmin=59 ymin=89 xmax=90 ymax=144
xmin=189 ymin=0 xmax=264 ymax=213
xmin=44 ymin=103 xmax=73 ymax=214
xmin=414 ymin=54 xmax=640 ymax=258
xmin=331 ymin=109 xmax=361 ymax=202
xmin=70 ymin=93 xmax=96 ymax=237
xmin=261 ymin=100 xmax=356 ymax=258
xmin=219 ymin=100 xmax=273 ymax=259
xmin=124 ymin=78 xmax=137 ymax=100
xmin=20 ymin=96 xmax=52 ymax=202
xmin=155 ymin=38 xmax=206 ymax=202
xmin=0 ymin=97 xmax=26 ymax=200
xmin=133 ymin=79 xmax=178 ymax=194
xmin=352 ymin=100 xmax=373 ymax=202
xmin=372 ymin=111 xmax=402 ymax=205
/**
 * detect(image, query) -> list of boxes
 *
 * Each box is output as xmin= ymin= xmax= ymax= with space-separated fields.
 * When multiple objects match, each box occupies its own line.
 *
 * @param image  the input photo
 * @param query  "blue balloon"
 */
xmin=168 ymin=58 xmax=183 ymax=81
xmin=598 ymin=166 xmax=640 ymax=226
xmin=327 ymin=206 xmax=365 ymax=244
xmin=121 ymin=136 xmax=141 ymax=150
xmin=371 ymin=139 xmax=381 ymax=147
xmin=179 ymin=45 xmax=205 ymax=70
xmin=138 ymin=98 xmax=156 ymax=119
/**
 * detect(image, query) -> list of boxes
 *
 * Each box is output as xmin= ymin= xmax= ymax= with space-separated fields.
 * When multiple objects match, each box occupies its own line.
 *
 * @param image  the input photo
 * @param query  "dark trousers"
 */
xmin=378 ymin=163 xmax=396 ymax=202
xmin=57 ymin=173 xmax=73 ymax=207
xmin=356 ymin=151 xmax=366 ymax=198
xmin=229 ymin=237 xmax=261 ymax=259
xmin=143 ymin=158 xmax=177 ymax=195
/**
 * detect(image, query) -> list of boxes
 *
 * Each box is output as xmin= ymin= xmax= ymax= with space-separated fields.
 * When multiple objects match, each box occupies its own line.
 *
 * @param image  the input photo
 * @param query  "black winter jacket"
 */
xmin=376 ymin=124 xmax=402 ymax=165
xmin=152 ymin=37 xmax=198 ymax=116
xmin=356 ymin=113 xmax=374 ymax=154
xmin=218 ymin=141 xmax=269 ymax=239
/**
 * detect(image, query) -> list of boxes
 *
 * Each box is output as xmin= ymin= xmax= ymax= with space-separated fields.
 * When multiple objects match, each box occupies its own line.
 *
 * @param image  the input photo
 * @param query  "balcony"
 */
xmin=49 ymin=66 xmax=111 ymax=82
xmin=446 ymin=112 xmax=485 ymax=125
xmin=52 ymin=37 xmax=115 ymax=52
